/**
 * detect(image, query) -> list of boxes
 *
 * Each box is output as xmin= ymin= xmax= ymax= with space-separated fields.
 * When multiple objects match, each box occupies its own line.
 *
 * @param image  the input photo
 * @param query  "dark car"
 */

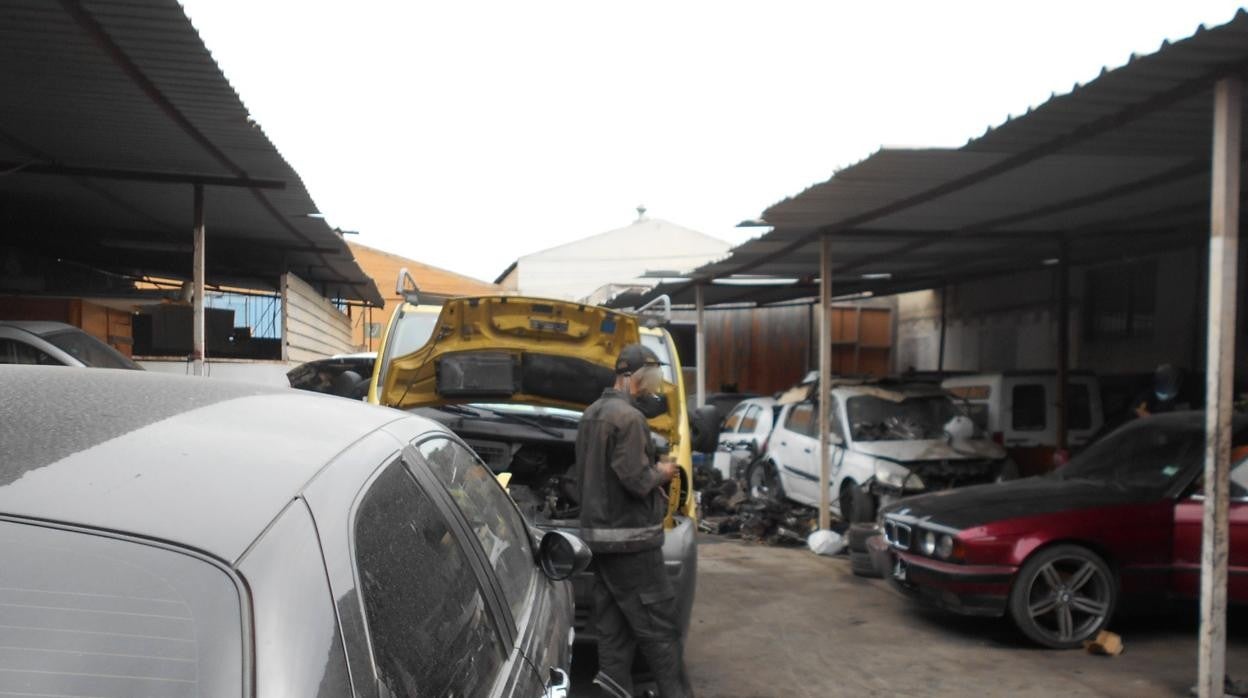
xmin=880 ymin=412 xmax=1248 ymax=648
xmin=0 ymin=366 xmax=583 ymax=697
xmin=0 ymin=320 xmax=142 ymax=369
xmin=287 ymin=351 xmax=376 ymax=399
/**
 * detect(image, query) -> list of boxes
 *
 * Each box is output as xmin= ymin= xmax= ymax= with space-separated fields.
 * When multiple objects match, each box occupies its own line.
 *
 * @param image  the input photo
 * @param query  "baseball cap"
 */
xmin=615 ymin=343 xmax=661 ymax=375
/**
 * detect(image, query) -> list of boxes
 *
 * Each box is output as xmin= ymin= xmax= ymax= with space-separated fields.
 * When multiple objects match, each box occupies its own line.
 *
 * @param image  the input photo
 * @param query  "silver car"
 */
xmin=0 ymin=366 xmax=583 ymax=697
xmin=0 ymin=320 xmax=142 ymax=369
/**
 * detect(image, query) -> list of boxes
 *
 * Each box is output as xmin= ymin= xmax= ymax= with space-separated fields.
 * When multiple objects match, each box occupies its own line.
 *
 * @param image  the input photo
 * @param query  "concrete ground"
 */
xmin=575 ymin=534 xmax=1248 ymax=697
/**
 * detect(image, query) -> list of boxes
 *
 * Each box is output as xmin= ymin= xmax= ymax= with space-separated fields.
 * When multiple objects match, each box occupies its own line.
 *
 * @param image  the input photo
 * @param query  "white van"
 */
xmin=942 ymin=371 xmax=1103 ymax=476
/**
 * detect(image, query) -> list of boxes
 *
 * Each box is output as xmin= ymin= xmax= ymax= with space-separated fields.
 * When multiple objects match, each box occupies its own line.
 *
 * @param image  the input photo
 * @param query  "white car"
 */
xmin=746 ymin=381 xmax=1010 ymax=520
xmin=942 ymin=371 xmax=1104 ymax=477
xmin=711 ymin=397 xmax=778 ymax=481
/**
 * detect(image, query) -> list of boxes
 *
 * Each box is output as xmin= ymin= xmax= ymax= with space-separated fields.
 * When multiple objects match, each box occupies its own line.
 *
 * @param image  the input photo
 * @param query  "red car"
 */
xmin=880 ymin=412 xmax=1248 ymax=648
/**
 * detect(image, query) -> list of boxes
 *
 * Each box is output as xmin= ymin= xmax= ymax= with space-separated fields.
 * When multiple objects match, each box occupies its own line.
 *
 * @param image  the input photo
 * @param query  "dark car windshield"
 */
xmin=1057 ymin=418 xmax=1203 ymax=490
xmin=41 ymin=328 xmax=142 ymax=370
xmin=0 ymin=521 xmax=244 ymax=696
xmin=847 ymin=394 xmax=960 ymax=441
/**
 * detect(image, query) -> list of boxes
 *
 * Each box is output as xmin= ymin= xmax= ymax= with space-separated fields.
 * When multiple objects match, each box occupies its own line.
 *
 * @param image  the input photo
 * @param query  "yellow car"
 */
xmin=368 ymin=282 xmax=697 ymax=643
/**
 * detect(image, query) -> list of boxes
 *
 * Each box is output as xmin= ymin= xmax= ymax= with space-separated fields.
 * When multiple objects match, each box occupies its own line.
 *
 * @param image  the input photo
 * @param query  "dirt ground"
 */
xmin=575 ymin=534 xmax=1248 ymax=697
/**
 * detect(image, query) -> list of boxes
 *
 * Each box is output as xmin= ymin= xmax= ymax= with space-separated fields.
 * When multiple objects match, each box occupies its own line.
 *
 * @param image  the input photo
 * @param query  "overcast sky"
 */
xmin=179 ymin=1 xmax=1245 ymax=283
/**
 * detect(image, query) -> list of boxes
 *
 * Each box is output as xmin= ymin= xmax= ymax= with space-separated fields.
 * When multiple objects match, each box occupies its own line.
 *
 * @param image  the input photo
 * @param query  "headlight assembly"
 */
xmin=920 ymin=530 xmax=937 ymax=556
xmin=936 ymin=534 xmax=955 ymax=560
xmin=874 ymin=461 xmax=925 ymax=491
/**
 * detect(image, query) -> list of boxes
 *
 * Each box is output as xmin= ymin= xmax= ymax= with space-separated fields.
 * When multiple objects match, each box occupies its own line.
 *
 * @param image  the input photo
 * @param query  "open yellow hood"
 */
xmin=381 ymin=296 xmax=643 ymax=412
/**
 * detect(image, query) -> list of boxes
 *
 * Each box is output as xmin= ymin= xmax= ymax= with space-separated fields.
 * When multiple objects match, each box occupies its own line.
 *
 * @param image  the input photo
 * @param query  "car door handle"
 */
xmin=803 ymin=448 xmax=813 ymax=454
xmin=780 ymin=441 xmax=788 ymax=447
xmin=545 ymin=667 xmax=570 ymax=698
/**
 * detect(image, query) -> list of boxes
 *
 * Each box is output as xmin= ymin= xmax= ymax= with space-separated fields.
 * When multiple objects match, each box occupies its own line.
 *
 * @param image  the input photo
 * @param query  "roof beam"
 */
xmin=832 ymin=158 xmax=1210 ymax=275
xmin=686 ymin=55 xmax=1248 ymax=290
xmin=0 ymin=161 xmax=286 ymax=189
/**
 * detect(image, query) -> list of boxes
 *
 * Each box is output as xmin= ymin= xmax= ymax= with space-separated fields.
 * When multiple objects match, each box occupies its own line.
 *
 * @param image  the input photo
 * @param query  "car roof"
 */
xmin=831 ymin=383 xmax=946 ymax=399
xmin=0 ymin=320 xmax=77 ymax=336
xmin=0 ymin=366 xmax=421 ymax=563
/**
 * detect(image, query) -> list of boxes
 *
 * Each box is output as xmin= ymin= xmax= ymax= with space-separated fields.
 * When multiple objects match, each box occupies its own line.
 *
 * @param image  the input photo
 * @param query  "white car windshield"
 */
xmin=846 ymin=394 xmax=960 ymax=442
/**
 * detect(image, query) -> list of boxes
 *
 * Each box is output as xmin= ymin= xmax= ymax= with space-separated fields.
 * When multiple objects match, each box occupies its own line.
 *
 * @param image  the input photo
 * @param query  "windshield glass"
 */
xmin=42 ymin=329 xmax=142 ymax=369
xmin=846 ymin=394 xmax=959 ymax=442
xmin=640 ymin=332 xmax=675 ymax=382
xmin=1057 ymin=418 xmax=1202 ymax=490
xmin=388 ymin=308 xmax=440 ymax=358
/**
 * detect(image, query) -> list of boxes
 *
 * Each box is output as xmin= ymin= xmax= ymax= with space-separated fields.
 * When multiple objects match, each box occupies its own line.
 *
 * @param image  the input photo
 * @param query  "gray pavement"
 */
xmin=576 ymin=534 xmax=1247 ymax=697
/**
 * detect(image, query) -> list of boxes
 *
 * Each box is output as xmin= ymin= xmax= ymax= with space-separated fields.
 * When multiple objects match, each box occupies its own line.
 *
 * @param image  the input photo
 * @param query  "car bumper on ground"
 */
xmin=571 ymin=515 xmax=699 ymax=643
xmin=886 ymin=550 xmax=1016 ymax=618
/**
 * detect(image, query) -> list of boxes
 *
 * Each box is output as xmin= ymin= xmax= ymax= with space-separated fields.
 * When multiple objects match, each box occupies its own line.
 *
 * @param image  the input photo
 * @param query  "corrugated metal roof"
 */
xmin=0 ymin=0 xmax=382 ymax=305
xmin=612 ymin=10 xmax=1248 ymax=309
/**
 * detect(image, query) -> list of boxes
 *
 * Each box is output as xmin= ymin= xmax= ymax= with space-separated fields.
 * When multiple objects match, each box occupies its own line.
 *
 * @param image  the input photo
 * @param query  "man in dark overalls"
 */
xmin=575 ymin=343 xmax=693 ymax=698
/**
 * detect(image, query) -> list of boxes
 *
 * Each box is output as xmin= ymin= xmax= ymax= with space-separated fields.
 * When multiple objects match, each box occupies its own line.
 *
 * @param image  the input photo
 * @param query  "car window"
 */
xmin=41 ymin=329 xmax=141 ymax=369
xmin=740 ymin=405 xmax=762 ymax=433
xmin=1059 ymin=419 xmax=1203 ymax=491
xmin=1012 ymin=384 xmax=1046 ymax=432
xmin=829 ymin=398 xmax=845 ymax=440
xmin=355 ymin=461 xmax=506 ymax=697
xmin=418 ymin=437 xmax=537 ymax=624
xmin=847 ymin=395 xmax=959 ymax=441
xmin=785 ymin=403 xmax=816 ymax=437
xmin=1066 ymin=382 xmax=1093 ymax=430
xmin=0 ymin=520 xmax=244 ymax=697
xmin=0 ymin=338 xmax=61 ymax=365
xmin=723 ymin=405 xmax=747 ymax=433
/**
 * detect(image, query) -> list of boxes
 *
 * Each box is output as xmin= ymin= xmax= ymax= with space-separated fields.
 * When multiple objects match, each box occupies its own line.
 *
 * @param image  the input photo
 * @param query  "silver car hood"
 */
xmin=850 ymin=438 xmax=1005 ymax=463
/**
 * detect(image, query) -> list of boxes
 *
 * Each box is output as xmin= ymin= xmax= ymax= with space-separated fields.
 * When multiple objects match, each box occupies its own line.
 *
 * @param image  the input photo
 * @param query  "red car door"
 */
xmin=1172 ymin=454 xmax=1248 ymax=602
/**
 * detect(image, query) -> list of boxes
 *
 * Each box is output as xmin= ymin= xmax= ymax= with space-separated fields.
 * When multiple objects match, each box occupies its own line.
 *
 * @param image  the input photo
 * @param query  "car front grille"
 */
xmin=883 ymin=519 xmax=912 ymax=551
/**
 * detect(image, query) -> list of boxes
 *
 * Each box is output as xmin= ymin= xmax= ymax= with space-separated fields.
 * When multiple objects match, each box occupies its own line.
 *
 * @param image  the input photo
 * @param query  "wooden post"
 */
xmin=1197 ymin=75 xmax=1241 ymax=698
xmin=818 ymin=234 xmax=833 ymax=531
xmin=695 ymin=284 xmax=707 ymax=408
xmin=191 ymin=183 xmax=205 ymax=377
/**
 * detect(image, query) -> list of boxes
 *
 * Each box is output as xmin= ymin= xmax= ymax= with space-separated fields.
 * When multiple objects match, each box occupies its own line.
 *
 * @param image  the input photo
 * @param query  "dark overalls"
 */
xmin=574 ymin=389 xmax=692 ymax=698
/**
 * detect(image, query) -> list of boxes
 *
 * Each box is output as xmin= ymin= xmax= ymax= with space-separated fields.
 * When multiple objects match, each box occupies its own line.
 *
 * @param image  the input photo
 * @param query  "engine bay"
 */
xmin=413 ymin=404 xmax=671 ymax=525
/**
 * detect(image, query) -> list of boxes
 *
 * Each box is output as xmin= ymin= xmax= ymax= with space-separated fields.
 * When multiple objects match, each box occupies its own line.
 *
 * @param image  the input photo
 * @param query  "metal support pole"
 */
xmin=1056 ymin=237 xmax=1070 ymax=453
xmin=191 ymin=183 xmax=206 ymax=377
xmin=695 ymin=284 xmax=707 ymax=408
xmin=937 ymin=285 xmax=948 ymax=377
xmin=818 ymin=234 xmax=833 ymax=531
xmin=1198 ymin=75 xmax=1241 ymax=698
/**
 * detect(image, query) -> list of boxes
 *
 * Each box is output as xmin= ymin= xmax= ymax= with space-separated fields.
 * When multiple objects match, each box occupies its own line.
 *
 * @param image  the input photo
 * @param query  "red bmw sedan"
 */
xmin=881 ymin=412 xmax=1247 ymax=648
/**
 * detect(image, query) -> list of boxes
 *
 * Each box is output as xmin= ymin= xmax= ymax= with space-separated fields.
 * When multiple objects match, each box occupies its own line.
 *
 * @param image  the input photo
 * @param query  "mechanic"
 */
xmin=575 ymin=343 xmax=692 ymax=698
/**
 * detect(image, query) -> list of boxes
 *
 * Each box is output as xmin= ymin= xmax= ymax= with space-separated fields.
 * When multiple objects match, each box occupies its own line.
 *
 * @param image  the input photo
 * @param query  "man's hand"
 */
xmin=655 ymin=459 xmax=678 ymax=485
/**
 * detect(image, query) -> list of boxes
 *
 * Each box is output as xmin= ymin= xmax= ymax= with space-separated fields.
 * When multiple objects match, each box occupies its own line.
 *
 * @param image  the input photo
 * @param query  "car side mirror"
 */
xmin=538 ymin=531 xmax=591 ymax=581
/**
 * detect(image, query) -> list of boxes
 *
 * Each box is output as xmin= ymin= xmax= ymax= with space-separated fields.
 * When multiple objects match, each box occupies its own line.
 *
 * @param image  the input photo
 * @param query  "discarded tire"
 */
xmin=850 ymin=550 xmax=880 ymax=578
xmin=847 ymin=523 xmax=876 ymax=553
xmin=689 ymin=405 xmax=721 ymax=454
xmin=849 ymin=484 xmax=877 ymax=523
